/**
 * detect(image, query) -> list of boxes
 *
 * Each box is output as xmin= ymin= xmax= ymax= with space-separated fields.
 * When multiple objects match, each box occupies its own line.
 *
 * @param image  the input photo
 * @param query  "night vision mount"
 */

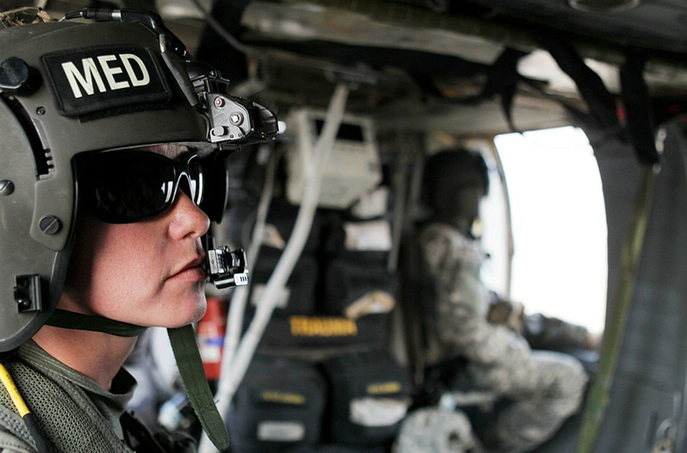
xmin=62 ymin=8 xmax=279 ymax=151
xmin=201 ymin=76 xmax=279 ymax=149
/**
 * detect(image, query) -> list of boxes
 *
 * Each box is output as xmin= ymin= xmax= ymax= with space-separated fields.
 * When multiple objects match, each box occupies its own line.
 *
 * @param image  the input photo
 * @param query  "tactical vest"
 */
xmin=0 ymin=358 xmax=133 ymax=453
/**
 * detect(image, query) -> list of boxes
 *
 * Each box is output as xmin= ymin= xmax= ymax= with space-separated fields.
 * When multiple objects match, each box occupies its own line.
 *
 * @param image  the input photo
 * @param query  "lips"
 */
xmin=170 ymin=256 xmax=207 ymax=281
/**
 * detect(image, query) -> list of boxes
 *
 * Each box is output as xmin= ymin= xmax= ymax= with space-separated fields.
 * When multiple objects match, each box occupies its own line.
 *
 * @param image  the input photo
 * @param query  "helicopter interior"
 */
xmin=5 ymin=0 xmax=687 ymax=451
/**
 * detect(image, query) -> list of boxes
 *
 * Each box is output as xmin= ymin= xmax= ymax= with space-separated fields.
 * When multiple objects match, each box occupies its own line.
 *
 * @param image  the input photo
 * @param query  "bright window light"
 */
xmin=494 ymin=126 xmax=607 ymax=334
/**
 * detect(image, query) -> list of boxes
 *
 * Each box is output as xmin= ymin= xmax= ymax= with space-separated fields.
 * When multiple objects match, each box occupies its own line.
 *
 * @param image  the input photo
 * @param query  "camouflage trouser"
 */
xmin=396 ymin=408 xmax=485 ymax=453
xmin=469 ymin=350 xmax=588 ymax=453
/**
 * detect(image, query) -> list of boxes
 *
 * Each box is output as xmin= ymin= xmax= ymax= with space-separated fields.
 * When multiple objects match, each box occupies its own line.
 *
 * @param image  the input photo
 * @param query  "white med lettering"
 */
xmin=120 ymin=54 xmax=150 ymax=87
xmin=61 ymin=53 xmax=151 ymax=99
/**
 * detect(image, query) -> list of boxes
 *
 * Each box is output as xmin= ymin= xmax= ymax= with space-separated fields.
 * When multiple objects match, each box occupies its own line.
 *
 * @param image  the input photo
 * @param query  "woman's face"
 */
xmin=61 ymin=145 xmax=211 ymax=328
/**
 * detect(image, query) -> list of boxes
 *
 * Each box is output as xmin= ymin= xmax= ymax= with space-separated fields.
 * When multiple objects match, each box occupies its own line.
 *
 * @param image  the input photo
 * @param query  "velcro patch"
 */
xmin=40 ymin=45 xmax=172 ymax=117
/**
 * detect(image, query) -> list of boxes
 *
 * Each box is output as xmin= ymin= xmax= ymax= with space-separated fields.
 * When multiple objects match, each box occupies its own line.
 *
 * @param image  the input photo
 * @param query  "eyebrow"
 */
xmin=139 ymin=144 xmax=191 ymax=159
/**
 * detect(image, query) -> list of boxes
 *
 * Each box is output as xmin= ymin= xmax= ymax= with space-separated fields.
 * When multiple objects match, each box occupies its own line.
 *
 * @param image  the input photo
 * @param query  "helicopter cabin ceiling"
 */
xmin=29 ymin=0 xmax=687 ymax=135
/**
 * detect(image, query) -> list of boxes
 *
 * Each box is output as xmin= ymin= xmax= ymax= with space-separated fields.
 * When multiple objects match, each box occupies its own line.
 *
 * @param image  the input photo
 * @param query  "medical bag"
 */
xmin=227 ymin=355 xmax=326 ymax=452
xmin=320 ymin=350 xmax=410 ymax=447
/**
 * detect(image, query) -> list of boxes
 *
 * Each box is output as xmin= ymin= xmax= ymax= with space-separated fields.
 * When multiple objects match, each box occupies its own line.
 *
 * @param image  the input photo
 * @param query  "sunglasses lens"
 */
xmin=198 ymin=154 xmax=229 ymax=223
xmin=80 ymin=151 xmax=201 ymax=223
xmin=187 ymin=158 xmax=204 ymax=206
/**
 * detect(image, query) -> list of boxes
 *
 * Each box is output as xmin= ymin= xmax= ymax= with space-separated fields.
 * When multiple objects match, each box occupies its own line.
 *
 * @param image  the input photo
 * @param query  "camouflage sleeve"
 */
xmin=524 ymin=312 xmax=598 ymax=351
xmin=419 ymin=224 xmax=529 ymax=365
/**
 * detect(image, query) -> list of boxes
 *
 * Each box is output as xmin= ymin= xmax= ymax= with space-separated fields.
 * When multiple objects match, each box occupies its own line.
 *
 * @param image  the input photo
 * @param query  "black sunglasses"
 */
xmin=77 ymin=150 xmax=227 ymax=224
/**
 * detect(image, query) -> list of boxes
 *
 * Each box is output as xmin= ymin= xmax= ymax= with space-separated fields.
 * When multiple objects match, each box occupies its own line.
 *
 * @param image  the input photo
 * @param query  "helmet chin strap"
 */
xmin=45 ymin=309 xmax=148 ymax=337
xmin=167 ymin=325 xmax=231 ymax=452
xmin=45 ymin=309 xmax=231 ymax=452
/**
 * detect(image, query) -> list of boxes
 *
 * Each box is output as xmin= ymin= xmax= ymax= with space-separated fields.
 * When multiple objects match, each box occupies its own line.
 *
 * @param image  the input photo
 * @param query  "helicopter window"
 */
xmin=495 ymin=126 xmax=607 ymax=334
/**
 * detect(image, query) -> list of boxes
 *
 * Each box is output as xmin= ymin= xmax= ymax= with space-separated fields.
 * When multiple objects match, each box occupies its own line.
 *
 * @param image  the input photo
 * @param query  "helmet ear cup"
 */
xmin=200 ymin=153 xmax=229 ymax=223
xmin=0 ymin=99 xmax=65 ymax=352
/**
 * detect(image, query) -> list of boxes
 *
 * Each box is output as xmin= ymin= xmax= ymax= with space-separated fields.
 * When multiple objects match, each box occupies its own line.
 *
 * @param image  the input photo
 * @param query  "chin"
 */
xmin=188 ymin=293 xmax=208 ymax=324
xmin=161 ymin=292 xmax=208 ymax=328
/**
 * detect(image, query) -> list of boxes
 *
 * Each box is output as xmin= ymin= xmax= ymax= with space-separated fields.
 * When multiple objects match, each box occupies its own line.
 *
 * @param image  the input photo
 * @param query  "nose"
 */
xmin=168 ymin=191 xmax=211 ymax=240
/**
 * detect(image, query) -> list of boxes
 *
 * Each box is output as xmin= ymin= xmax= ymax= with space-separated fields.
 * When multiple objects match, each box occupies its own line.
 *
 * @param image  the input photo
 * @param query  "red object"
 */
xmin=197 ymin=296 xmax=228 ymax=380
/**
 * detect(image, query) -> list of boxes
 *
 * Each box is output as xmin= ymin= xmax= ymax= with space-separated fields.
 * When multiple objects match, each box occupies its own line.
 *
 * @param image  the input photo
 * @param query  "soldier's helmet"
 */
xmin=0 ymin=7 xmax=277 ymax=352
xmin=423 ymin=148 xmax=489 ymax=197
xmin=422 ymin=148 xmax=490 ymax=223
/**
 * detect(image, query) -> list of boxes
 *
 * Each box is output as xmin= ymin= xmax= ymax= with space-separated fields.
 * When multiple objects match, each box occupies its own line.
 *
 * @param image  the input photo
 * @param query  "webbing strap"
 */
xmin=537 ymin=35 xmax=619 ymax=132
xmin=457 ymin=47 xmax=529 ymax=133
xmin=480 ymin=48 xmax=529 ymax=132
xmin=168 ymin=325 xmax=230 ymax=453
xmin=46 ymin=309 xmax=147 ymax=337
xmin=620 ymin=55 xmax=660 ymax=166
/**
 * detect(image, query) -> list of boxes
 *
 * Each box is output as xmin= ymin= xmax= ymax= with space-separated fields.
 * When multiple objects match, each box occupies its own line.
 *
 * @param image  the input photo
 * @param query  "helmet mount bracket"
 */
xmin=14 ymin=274 xmax=42 ymax=313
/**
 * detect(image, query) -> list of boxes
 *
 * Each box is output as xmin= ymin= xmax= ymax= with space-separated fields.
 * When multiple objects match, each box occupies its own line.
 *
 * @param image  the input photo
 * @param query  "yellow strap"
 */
xmin=0 ymin=362 xmax=31 ymax=417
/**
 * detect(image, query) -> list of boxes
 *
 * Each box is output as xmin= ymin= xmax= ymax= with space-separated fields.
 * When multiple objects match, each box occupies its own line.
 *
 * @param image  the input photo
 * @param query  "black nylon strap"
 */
xmin=620 ymin=55 xmax=660 ymax=167
xmin=537 ymin=35 xmax=620 ymax=132
xmin=456 ymin=48 xmax=529 ymax=133
xmin=478 ymin=48 xmax=529 ymax=133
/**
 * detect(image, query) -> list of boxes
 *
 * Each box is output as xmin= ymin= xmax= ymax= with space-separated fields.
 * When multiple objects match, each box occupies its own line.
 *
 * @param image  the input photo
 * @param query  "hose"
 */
xmin=198 ymin=84 xmax=350 ymax=453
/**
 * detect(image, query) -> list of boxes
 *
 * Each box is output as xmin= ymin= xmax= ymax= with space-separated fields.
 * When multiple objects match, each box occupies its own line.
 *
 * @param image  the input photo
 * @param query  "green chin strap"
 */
xmin=45 ymin=309 xmax=231 ymax=452
xmin=167 ymin=325 xmax=231 ymax=452
xmin=46 ymin=309 xmax=148 ymax=337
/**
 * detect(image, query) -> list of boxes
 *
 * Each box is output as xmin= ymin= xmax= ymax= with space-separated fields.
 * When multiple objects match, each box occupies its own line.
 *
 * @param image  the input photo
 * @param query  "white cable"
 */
xmin=199 ymin=84 xmax=350 ymax=453
xmin=198 ymin=148 xmax=275 ymax=453
xmin=221 ymin=145 xmax=277 ymax=376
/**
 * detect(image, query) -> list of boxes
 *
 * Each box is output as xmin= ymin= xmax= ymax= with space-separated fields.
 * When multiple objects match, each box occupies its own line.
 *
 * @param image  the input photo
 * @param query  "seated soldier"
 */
xmin=417 ymin=148 xmax=589 ymax=453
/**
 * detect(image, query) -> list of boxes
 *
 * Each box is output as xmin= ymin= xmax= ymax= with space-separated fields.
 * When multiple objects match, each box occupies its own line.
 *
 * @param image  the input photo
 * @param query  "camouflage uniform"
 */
xmin=396 ymin=408 xmax=485 ymax=453
xmin=419 ymin=222 xmax=588 ymax=453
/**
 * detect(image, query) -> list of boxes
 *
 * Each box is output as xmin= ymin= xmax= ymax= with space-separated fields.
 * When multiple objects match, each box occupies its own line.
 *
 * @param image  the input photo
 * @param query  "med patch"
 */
xmin=40 ymin=45 xmax=172 ymax=117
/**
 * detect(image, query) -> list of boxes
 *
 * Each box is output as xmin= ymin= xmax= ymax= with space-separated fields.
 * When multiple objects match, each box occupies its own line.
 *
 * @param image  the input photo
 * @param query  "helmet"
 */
xmin=423 ymin=148 xmax=490 ymax=197
xmin=0 ymin=8 xmax=277 ymax=352
xmin=422 ymin=148 xmax=490 ymax=230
